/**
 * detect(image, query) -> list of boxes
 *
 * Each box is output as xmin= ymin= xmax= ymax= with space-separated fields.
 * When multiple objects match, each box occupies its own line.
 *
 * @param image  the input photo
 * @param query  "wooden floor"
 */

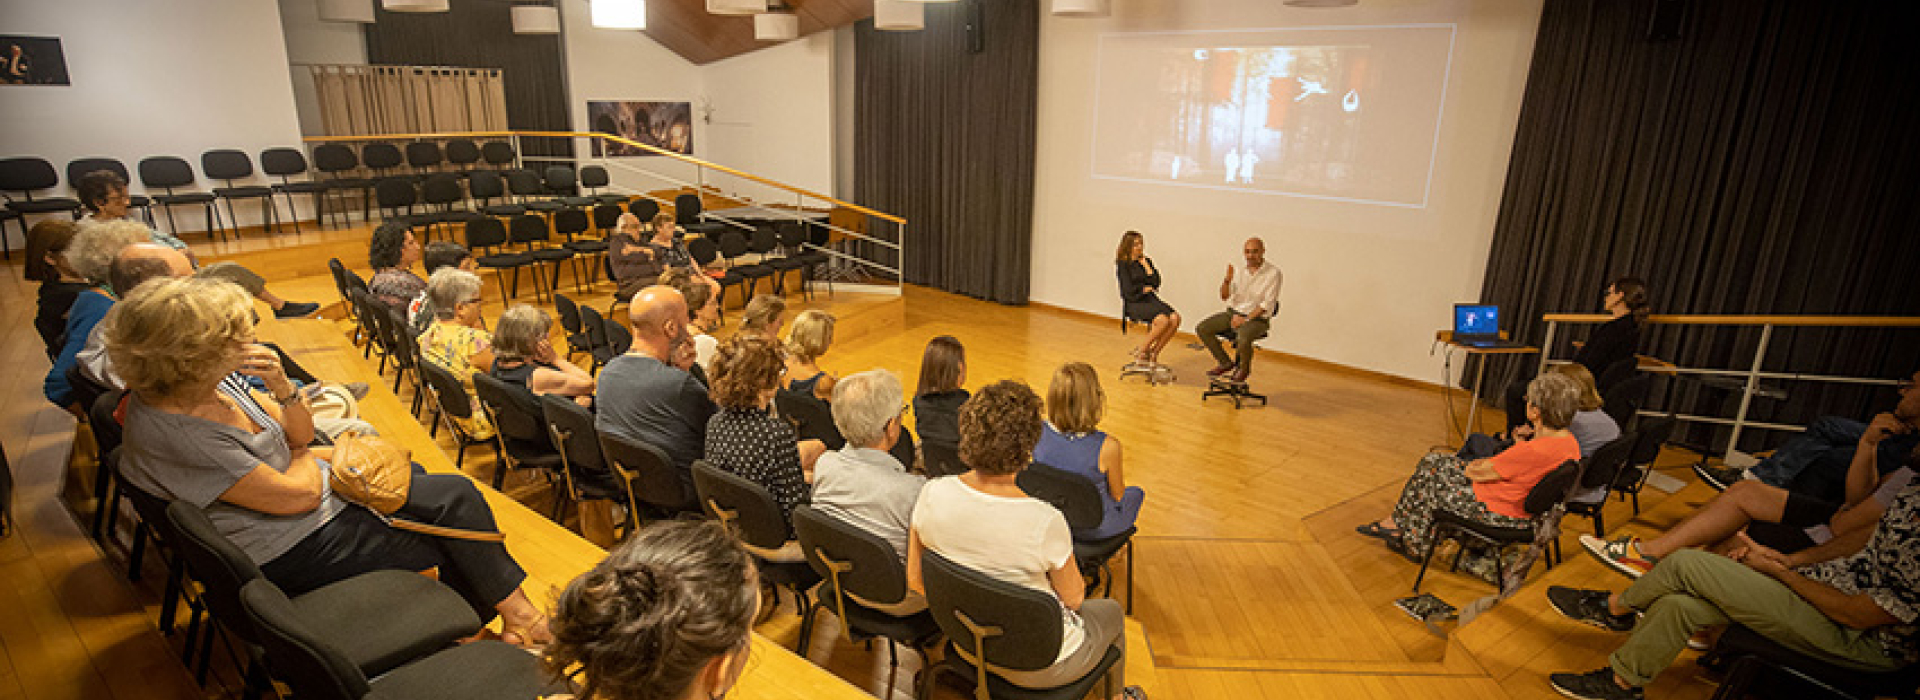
xmin=0 ymin=220 xmax=1730 ymax=699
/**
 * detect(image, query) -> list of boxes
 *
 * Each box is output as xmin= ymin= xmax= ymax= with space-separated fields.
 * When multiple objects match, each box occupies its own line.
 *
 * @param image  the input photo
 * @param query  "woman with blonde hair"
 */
xmin=489 ymin=304 xmax=596 ymax=405
xmin=1035 ymin=362 xmax=1146 ymax=540
xmin=782 ymin=309 xmax=837 ymax=401
xmin=106 ymin=277 xmax=551 ymax=645
xmin=418 ymin=268 xmax=496 ymax=440
xmin=738 ymin=294 xmax=786 ymax=342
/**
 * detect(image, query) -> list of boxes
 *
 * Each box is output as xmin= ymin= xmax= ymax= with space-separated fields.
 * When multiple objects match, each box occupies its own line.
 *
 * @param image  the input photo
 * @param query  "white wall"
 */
xmin=278 ymin=0 xmax=367 ymax=136
xmin=558 ymin=0 xmax=707 ymax=198
xmin=0 ymin=0 xmax=308 ymax=235
xmin=1029 ymin=0 xmax=1544 ymax=383
xmin=700 ymin=33 xmax=836 ymax=204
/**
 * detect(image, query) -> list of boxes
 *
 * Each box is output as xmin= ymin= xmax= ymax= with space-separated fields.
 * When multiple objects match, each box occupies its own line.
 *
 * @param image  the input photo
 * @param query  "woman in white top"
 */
xmin=906 ymin=380 xmax=1143 ymax=698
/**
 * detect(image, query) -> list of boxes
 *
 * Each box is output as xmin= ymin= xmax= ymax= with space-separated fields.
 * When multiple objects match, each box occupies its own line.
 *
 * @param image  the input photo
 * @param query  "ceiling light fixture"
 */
xmin=592 ymin=0 xmax=648 ymax=29
xmin=873 ymin=0 xmax=924 ymax=31
xmin=318 ymin=0 xmax=376 ymax=23
xmin=512 ymin=4 xmax=561 ymax=34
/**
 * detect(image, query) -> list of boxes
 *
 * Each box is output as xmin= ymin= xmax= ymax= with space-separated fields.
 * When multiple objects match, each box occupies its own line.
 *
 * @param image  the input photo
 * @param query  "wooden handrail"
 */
xmin=1540 ymin=313 xmax=1920 ymax=327
xmin=300 ymin=129 xmax=907 ymax=224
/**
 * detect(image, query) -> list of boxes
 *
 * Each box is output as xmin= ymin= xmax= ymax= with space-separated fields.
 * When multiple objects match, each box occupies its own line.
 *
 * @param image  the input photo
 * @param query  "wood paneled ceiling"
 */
xmin=639 ymin=0 xmax=875 ymax=64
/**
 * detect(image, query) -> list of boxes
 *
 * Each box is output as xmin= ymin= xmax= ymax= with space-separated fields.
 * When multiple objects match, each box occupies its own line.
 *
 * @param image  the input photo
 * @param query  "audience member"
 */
xmin=1115 ymin=230 xmax=1181 ymax=370
xmin=76 ymin=170 xmax=318 ymax=318
xmin=408 ymin=241 xmax=477 ymax=334
xmin=105 ymin=277 xmax=551 ymax=645
xmin=1544 ymin=464 xmax=1920 ymax=700
xmin=738 ymin=294 xmax=786 ymax=342
xmin=609 ymin=213 xmax=664 ymax=303
xmin=782 ymin=309 xmax=837 ymax=401
xmin=419 ymin=268 xmax=497 ymax=440
xmin=1459 ymin=363 xmax=1620 ymax=463
xmin=367 ymin=221 xmax=426 ymax=307
xmin=43 ymin=220 xmax=147 ymax=410
xmin=1503 ymin=277 xmax=1650 ymax=433
xmin=1696 ymin=369 xmax=1920 ymax=501
xmin=705 ymin=335 xmax=810 ymax=521
xmin=907 ymin=380 xmax=1141 ymax=698
xmin=661 ymin=267 xmax=721 ymax=371
xmin=810 ymin=369 xmax=928 ymax=614
xmin=74 ymin=243 xmax=195 ymax=388
xmin=1195 ymin=237 xmax=1283 ymax=382
xmin=912 ymin=335 xmax=969 ymax=453
xmin=596 ymin=286 xmax=716 ymax=503
xmin=489 ymin=304 xmax=596 ymax=405
xmin=544 ymin=521 xmax=756 ymax=700
xmin=25 ymin=219 xmax=87 ymax=359
xmin=1357 ymin=372 xmax=1583 ymax=559
xmin=1035 ymin=362 xmax=1145 ymax=541
xmin=646 ymin=212 xmax=719 ymax=288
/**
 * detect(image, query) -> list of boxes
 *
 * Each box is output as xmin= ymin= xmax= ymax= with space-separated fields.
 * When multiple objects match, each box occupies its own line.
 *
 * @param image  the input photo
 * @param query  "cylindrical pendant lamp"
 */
xmin=593 ymin=0 xmax=648 ymax=29
xmin=707 ymin=0 xmax=767 ymax=15
xmin=874 ymin=0 xmax=924 ymax=30
xmin=1051 ymin=0 xmax=1107 ymax=16
xmin=318 ymin=0 xmax=376 ymax=23
xmin=382 ymin=0 xmax=450 ymax=12
xmin=512 ymin=5 xmax=561 ymax=34
xmin=755 ymin=12 xmax=800 ymax=41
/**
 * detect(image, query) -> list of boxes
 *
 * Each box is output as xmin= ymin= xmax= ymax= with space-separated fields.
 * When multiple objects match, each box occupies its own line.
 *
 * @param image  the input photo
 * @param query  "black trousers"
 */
xmin=261 ymin=471 xmax=525 ymax=620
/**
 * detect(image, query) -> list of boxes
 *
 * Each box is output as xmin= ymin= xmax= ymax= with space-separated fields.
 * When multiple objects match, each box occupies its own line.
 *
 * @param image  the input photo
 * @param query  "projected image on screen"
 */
xmin=1092 ymin=25 xmax=1455 ymax=208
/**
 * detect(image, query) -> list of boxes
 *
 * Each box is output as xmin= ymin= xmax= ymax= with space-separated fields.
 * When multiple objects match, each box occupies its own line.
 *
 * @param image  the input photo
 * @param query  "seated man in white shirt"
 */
xmin=809 ymin=368 xmax=929 ymax=615
xmin=1196 ymin=237 xmax=1284 ymax=382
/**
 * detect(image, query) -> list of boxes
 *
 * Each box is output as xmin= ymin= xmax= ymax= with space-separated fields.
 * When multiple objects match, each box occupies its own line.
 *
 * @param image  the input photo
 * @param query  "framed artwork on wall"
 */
xmin=587 ymin=100 xmax=694 ymax=156
xmin=1 ymin=35 xmax=70 ymax=86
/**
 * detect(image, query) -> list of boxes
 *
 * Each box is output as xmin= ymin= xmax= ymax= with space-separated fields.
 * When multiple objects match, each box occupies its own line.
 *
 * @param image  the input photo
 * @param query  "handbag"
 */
xmin=328 ymin=431 xmax=505 ymax=543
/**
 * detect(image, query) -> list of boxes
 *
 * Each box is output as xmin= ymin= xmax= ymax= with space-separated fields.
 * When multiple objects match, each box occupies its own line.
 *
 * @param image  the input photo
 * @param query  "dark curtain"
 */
xmin=1480 ymin=0 xmax=1920 ymax=451
xmin=853 ymin=0 xmax=1038 ymax=304
xmin=364 ymin=2 xmax=573 ymax=161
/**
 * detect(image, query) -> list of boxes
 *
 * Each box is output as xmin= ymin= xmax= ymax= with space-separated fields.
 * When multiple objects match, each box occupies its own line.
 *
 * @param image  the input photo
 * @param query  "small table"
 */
xmin=1436 ymin=330 xmax=1539 ymax=439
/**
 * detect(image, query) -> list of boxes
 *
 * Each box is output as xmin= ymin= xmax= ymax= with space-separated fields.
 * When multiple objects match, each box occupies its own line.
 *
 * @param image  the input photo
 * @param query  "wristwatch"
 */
xmin=274 ymin=387 xmax=304 ymax=406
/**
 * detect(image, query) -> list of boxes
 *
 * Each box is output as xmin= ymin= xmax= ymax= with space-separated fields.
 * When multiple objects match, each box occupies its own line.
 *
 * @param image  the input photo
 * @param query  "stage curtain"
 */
xmin=363 ymin=1 xmax=571 ymax=160
xmin=1478 ymin=0 xmax=1920 ymax=450
xmin=853 ymin=0 xmax=1039 ymax=304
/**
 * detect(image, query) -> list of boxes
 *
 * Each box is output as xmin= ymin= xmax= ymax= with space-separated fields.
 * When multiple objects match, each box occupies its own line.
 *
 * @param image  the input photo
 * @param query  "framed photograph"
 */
xmin=1 ymin=35 xmax=71 ymax=86
xmin=587 ymin=100 xmax=694 ymax=157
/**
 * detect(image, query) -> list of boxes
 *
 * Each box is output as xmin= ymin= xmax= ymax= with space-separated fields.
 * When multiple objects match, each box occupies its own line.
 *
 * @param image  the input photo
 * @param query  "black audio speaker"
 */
xmin=1648 ymin=0 xmax=1687 ymax=41
xmin=965 ymin=0 xmax=985 ymax=54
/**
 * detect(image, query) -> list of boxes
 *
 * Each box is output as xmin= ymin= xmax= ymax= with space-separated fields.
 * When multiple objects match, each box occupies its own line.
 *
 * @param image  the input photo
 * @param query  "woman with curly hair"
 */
xmin=367 ymin=221 xmax=426 ymax=308
xmin=907 ymin=380 xmax=1143 ymax=699
xmin=544 ymin=520 xmax=756 ymax=700
xmin=704 ymin=335 xmax=810 ymax=521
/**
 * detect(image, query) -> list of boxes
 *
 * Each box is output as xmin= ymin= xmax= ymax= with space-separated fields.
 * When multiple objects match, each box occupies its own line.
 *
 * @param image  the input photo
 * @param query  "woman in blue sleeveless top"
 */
xmin=1032 ymin=362 xmax=1145 ymax=540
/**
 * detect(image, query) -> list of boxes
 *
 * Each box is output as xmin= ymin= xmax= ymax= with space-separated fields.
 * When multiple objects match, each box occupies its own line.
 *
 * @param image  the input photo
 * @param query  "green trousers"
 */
xmin=1610 ymin=548 xmax=1899 ymax=686
xmin=1195 ymin=310 xmax=1269 ymax=373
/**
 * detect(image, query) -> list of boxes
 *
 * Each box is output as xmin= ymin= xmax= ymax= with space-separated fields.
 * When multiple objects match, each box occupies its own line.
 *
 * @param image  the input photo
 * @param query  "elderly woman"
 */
xmin=737 ymin=294 xmax=786 ymax=343
xmin=42 ymin=220 xmax=148 ymax=409
xmin=104 ymin=277 xmax=550 ymax=645
xmin=545 ymin=521 xmax=756 ymax=700
xmin=418 ymin=268 xmax=496 ymax=441
xmin=706 ymin=335 xmax=812 ymax=521
xmin=407 ymin=241 xmax=478 ymax=335
xmin=1358 ymin=372 xmax=1586 ymax=560
xmin=489 ymin=304 xmax=596 ymax=405
xmin=782 ymin=309 xmax=837 ymax=401
xmin=76 ymin=170 xmax=318 ymax=319
xmin=1035 ymin=362 xmax=1146 ymax=541
xmin=25 ymin=219 xmax=86 ymax=359
xmin=367 ymin=221 xmax=426 ymax=308
xmin=907 ymin=381 xmax=1142 ymax=699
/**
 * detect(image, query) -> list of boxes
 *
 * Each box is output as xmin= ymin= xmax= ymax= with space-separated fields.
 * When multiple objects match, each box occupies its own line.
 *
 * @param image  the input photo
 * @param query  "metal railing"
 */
xmin=1536 ymin=313 xmax=1920 ymax=455
xmin=300 ymin=129 xmax=906 ymax=294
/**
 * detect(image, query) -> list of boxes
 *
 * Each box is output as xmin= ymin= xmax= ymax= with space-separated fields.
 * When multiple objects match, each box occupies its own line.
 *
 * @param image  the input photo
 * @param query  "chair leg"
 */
xmin=1125 ymin=540 xmax=1135 ymax=614
xmin=128 ymin=521 xmax=149 ymax=580
xmin=195 ymin=621 xmax=217 ymax=685
xmin=159 ymin=554 xmax=184 ymax=635
xmin=1412 ymin=524 xmax=1441 ymax=592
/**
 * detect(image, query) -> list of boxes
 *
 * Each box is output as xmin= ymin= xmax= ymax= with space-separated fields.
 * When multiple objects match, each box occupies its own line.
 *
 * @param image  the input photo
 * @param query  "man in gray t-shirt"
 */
xmin=595 ymin=286 xmax=714 ymax=503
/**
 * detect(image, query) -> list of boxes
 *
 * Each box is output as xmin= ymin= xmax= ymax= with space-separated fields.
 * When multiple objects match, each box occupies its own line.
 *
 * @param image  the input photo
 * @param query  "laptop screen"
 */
xmin=1454 ymin=304 xmax=1499 ymax=337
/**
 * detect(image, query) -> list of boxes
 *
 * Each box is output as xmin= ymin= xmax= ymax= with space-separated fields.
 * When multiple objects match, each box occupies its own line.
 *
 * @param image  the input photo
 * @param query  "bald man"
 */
xmin=594 ymin=285 xmax=715 ymax=504
xmin=1196 ymin=237 xmax=1284 ymax=382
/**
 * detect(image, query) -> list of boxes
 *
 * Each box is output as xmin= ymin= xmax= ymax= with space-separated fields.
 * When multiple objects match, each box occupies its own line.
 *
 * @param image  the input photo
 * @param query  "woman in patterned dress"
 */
xmin=418 ymin=268 xmax=495 ymax=440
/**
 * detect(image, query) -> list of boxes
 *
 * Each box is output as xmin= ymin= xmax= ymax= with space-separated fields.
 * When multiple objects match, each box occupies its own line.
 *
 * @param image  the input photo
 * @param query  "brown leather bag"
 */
xmin=328 ymin=431 xmax=505 ymax=543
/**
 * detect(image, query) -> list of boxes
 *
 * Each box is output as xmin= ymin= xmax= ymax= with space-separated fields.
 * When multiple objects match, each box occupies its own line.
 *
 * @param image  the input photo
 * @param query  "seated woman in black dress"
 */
xmin=1502 ymin=276 xmax=1651 ymax=433
xmin=1115 ymin=230 xmax=1181 ymax=370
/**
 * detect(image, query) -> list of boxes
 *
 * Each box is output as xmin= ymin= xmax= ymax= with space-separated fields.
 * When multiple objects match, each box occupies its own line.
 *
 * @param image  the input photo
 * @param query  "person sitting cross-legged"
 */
xmin=1695 ymin=369 xmax=1920 ymax=505
xmin=1544 ymin=453 xmax=1920 ymax=700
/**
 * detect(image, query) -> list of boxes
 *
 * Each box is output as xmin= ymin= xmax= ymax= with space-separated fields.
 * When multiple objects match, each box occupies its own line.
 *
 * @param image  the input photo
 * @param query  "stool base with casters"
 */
xmin=1118 ymin=362 xmax=1175 ymax=386
xmin=1203 ymin=377 xmax=1266 ymax=408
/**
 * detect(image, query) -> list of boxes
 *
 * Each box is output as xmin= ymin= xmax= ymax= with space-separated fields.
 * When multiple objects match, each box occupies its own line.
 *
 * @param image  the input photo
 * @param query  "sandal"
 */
xmin=500 ymin=615 xmax=553 ymax=650
xmin=1354 ymin=522 xmax=1402 ymax=540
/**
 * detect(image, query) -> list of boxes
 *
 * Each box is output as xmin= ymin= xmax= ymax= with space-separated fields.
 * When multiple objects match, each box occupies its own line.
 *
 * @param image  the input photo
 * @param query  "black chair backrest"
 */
xmin=509 ymin=215 xmax=548 ymax=245
xmin=418 ymin=357 xmax=476 ymax=422
xmin=605 ymin=318 xmax=633 ymax=356
xmin=597 ymin=428 xmax=695 ymax=511
xmin=773 ymin=390 xmax=844 ymax=449
xmin=375 ymin=177 xmax=417 ymax=210
xmin=922 ymin=441 xmax=966 ymax=478
xmin=628 ymin=198 xmax=660 ymax=221
xmin=580 ymin=165 xmax=610 ymax=189
xmin=692 ymin=459 xmax=794 ymax=550
xmin=776 ymin=220 xmax=806 ymax=249
xmin=90 ymin=390 xmax=127 ymax=458
xmin=0 ymin=157 xmax=60 ymax=192
xmin=920 ymin=549 xmax=1065 ymax=672
xmin=240 ymin=577 xmax=373 ymax=700
xmin=541 ymin=393 xmax=607 ymax=487
xmin=792 ymin=505 xmax=912 ymax=609
xmin=466 ymin=216 xmax=508 ymax=249
xmin=472 ymin=372 xmax=552 ymax=448
xmin=362 ymin=143 xmax=404 ymax=170
xmin=1578 ymin=432 xmax=1637 ymax=491
xmin=468 ymin=169 xmax=506 ymax=200
xmin=201 ymin=149 xmax=257 ymax=181
xmin=421 ymin=174 xmax=462 ymax=207
xmin=673 ymin=193 xmax=703 ymax=225
xmin=555 ymin=208 xmax=589 ymax=237
xmin=1521 ymin=459 xmax=1584 ymax=517
xmin=111 ymin=450 xmax=178 ymax=547
xmin=406 ymin=142 xmax=444 ymax=170
xmin=165 ymin=501 xmax=266 ymax=645
xmin=749 ymin=225 xmax=778 ymax=254
xmin=686 ymin=236 xmax=719 ymax=266
xmin=138 ymin=156 xmax=198 ymax=190
xmin=66 ymin=157 xmax=131 ymax=188
xmin=1017 ymin=462 xmax=1106 ymax=531
xmin=1595 ymin=356 xmax=1639 ymax=394
xmin=445 ymin=139 xmax=480 ymax=166
xmin=506 ymin=169 xmax=544 ymax=198
xmin=1602 ymin=373 xmax=1653 ymax=430
xmin=543 ymin=165 xmax=577 ymax=193
xmin=717 ymin=229 xmax=750 ymax=260
xmin=259 ymin=148 xmax=311 ymax=177
xmin=481 ymin=140 xmax=516 ymax=166
xmin=580 ymin=306 xmax=610 ymax=356
xmin=890 ymin=424 xmax=918 ymax=470
xmin=554 ymin=293 xmax=582 ymax=335
xmin=312 ymin=144 xmax=359 ymax=174
xmin=1628 ymin=414 xmax=1677 ymax=467
xmin=593 ymin=204 xmax=622 ymax=230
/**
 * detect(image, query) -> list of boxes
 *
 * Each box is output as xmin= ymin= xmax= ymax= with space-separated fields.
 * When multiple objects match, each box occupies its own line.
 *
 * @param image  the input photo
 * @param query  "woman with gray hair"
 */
xmin=40 ymin=220 xmax=149 ymax=410
xmin=1357 ymin=372 xmax=1586 ymax=560
xmin=488 ymin=304 xmax=596 ymax=405
xmin=418 ymin=268 xmax=495 ymax=440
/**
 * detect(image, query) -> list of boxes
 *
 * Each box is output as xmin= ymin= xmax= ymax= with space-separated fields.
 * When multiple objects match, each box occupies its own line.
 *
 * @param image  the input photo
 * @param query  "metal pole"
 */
xmin=511 ymin=133 xmax=524 ymax=170
xmin=1725 ymin=324 xmax=1774 ymax=456
xmin=1536 ymin=320 xmax=1558 ymax=376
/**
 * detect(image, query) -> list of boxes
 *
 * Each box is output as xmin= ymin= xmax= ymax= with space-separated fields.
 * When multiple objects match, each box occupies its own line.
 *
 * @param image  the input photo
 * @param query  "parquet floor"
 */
xmin=0 ymin=221 xmax=1727 ymax=699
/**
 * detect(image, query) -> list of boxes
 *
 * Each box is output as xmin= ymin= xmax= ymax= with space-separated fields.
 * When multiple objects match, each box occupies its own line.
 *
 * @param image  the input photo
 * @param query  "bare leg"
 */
xmin=1639 ymin=480 xmax=1790 ymax=558
xmin=1148 ymin=312 xmax=1182 ymax=361
xmin=1141 ymin=315 xmax=1170 ymax=359
xmin=258 ymin=288 xmax=288 ymax=310
xmin=495 ymin=588 xmax=551 ymax=645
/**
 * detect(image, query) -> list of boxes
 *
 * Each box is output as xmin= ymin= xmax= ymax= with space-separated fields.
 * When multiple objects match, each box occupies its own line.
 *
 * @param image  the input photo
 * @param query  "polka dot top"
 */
xmin=705 ymin=406 xmax=810 ymax=518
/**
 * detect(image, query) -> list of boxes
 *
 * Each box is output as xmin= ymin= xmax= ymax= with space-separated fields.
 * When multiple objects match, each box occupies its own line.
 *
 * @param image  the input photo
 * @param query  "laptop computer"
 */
xmin=1453 ymin=304 xmax=1524 ymax=349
